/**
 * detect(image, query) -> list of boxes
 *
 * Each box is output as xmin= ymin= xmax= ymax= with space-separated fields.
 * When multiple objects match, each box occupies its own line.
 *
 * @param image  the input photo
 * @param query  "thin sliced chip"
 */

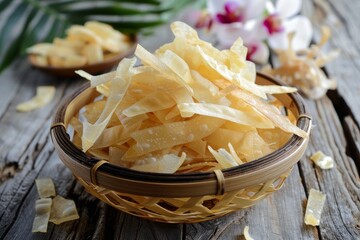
xmin=215 ymin=80 xmax=307 ymax=138
xmin=81 ymin=58 xmax=136 ymax=151
xmin=53 ymin=37 xmax=84 ymax=50
xmin=32 ymin=55 xmax=48 ymax=66
xmin=131 ymin=152 xmax=186 ymax=173
xmin=123 ymin=92 xmax=176 ymax=117
xmin=32 ymin=198 xmax=52 ymax=233
xmin=196 ymin=46 xmax=267 ymax=99
xmin=67 ymin=25 xmax=102 ymax=44
xmin=258 ymin=85 xmax=298 ymax=94
xmin=208 ymin=146 xmax=239 ymax=169
xmin=190 ymin=70 xmax=230 ymax=105
xmin=85 ymin=21 xmax=126 ymax=40
xmin=205 ymin=128 xmax=245 ymax=150
xmin=135 ymin=44 xmax=194 ymax=95
xmin=304 ymin=189 xmax=326 ymax=226
xmin=159 ymin=50 xmax=193 ymax=84
xmin=26 ymin=43 xmax=53 ymax=55
xmin=76 ymin=70 xmax=116 ymax=87
xmin=109 ymin=146 xmax=129 ymax=166
xmin=49 ymin=195 xmax=79 ymax=225
xmin=16 ymin=86 xmax=55 ymax=112
xmin=177 ymin=103 xmax=274 ymax=129
xmin=184 ymin=140 xmax=207 ymax=157
xmin=124 ymin=116 xmax=225 ymax=159
xmin=238 ymin=130 xmax=273 ymax=162
xmin=35 ymin=178 xmax=56 ymax=198
xmin=310 ymin=151 xmax=334 ymax=169
xmin=243 ymin=226 xmax=254 ymax=240
xmin=228 ymin=143 xmax=243 ymax=164
xmin=82 ymin=43 xmax=104 ymax=64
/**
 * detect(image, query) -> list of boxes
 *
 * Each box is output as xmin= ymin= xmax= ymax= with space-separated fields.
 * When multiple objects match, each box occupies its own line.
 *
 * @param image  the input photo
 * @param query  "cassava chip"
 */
xmin=131 ymin=152 xmax=186 ymax=173
xmin=81 ymin=58 xmax=136 ymax=151
xmin=32 ymin=198 xmax=52 ymax=233
xmin=49 ymin=195 xmax=79 ymax=225
xmin=16 ymin=86 xmax=55 ymax=112
xmin=243 ymin=226 xmax=254 ymax=240
xmin=36 ymin=178 xmax=56 ymax=198
xmin=177 ymin=102 xmax=274 ymax=128
xmin=310 ymin=151 xmax=334 ymax=169
xmin=27 ymin=21 xmax=131 ymax=68
xmin=304 ymin=189 xmax=326 ymax=226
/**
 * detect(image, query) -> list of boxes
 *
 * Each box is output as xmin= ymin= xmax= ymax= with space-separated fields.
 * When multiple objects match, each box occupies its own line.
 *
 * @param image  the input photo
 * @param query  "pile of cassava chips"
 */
xmin=71 ymin=21 xmax=308 ymax=174
xmin=27 ymin=21 xmax=132 ymax=68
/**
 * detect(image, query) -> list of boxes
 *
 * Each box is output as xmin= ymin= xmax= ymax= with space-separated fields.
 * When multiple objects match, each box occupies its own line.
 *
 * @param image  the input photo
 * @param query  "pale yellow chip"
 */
xmin=35 ymin=178 xmax=56 ymax=198
xmin=16 ymin=86 xmax=55 ymax=112
xmin=243 ymin=226 xmax=254 ymax=240
xmin=131 ymin=152 xmax=186 ymax=173
xmin=81 ymin=58 xmax=136 ymax=151
xmin=67 ymin=25 xmax=102 ymax=44
xmin=32 ymin=55 xmax=48 ymax=66
xmin=26 ymin=43 xmax=53 ymax=56
xmin=304 ymin=189 xmax=326 ymax=226
xmin=208 ymin=146 xmax=239 ymax=169
xmin=49 ymin=195 xmax=79 ymax=225
xmin=177 ymin=102 xmax=274 ymax=129
xmin=32 ymin=198 xmax=52 ymax=233
xmin=82 ymin=43 xmax=104 ymax=64
xmin=310 ymin=151 xmax=334 ymax=169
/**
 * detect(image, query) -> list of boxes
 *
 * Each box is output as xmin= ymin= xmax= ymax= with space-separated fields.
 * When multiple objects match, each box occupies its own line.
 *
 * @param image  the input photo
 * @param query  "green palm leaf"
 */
xmin=0 ymin=0 xmax=195 ymax=72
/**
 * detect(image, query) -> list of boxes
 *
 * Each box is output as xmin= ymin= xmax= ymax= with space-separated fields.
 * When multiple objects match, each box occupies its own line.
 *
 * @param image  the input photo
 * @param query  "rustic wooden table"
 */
xmin=1 ymin=0 xmax=359 ymax=239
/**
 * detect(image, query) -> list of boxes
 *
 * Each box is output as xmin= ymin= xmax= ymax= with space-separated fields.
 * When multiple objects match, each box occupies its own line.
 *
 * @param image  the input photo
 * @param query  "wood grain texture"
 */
xmin=1 ymin=1 xmax=360 ymax=239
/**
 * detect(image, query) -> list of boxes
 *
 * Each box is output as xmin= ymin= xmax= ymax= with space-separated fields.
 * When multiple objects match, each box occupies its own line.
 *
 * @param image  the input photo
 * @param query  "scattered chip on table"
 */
xmin=304 ymin=189 xmax=326 ymax=226
xmin=49 ymin=195 xmax=80 ymax=225
xmin=310 ymin=151 xmax=334 ymax=169
xmin=32 ymin=198 xmax=52 ymax=233
xmin=16 ymin=86 xmax=55 ymax=112
xmin=35 ymin=178 xmax=56 ymax=198
xmin=243 ymin=226 xmax=254 ymax=240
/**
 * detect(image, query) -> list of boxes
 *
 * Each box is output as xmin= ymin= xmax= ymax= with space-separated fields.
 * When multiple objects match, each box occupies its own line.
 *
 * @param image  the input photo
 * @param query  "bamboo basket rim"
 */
xmin=50 ymin=72 xmax=312 ymax=197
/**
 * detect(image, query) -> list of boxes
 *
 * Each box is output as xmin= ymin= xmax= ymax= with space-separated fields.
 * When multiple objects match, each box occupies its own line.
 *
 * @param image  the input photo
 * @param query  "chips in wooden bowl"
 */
xmin=27 ymin=21 xmax=136 ymax=77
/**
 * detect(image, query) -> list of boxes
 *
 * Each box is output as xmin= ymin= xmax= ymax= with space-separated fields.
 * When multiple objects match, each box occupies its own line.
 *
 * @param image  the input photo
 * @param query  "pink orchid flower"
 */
xmin=264 ymin=0 xmax=313 ymax=51
xmin=207 ymin=0 xmax=269 ymax=63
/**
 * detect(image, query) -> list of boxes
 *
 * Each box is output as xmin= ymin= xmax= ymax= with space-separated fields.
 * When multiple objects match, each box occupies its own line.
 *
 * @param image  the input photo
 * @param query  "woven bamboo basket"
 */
xmin=50 ymin=72 xmax=312 ymax=223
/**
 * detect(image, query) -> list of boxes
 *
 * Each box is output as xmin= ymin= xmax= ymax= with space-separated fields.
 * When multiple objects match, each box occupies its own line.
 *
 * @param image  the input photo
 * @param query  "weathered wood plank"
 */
xmin=343 ymin=116 xmax=360 ymax=172
xmin=299 ymin=97 xmax=360 ymax=240
xmin=303 ymin=0 xmax=360 ymax=126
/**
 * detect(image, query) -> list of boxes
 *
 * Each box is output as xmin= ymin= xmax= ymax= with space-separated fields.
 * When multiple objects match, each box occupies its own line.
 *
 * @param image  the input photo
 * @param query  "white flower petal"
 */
xmin=284 ymin=16 xmax=313 ymax=50
xmin=268 ymin=32 xmax=288 ymax=50
xmin=266 ymin=1 xmax=276 ymax=15
xmin=245 ymin=0 xmax=267 ymax=20
xmin=276 ymin=0 xmax=302 ymax=19
xmin=207 ymin=0 xmax=227 ymax=16
xmin=250 ymin=42 xmax=269 ymax=64
xmin=243 ymin=20 xmax=268 ymax=42
xmin=213 ymin=22 xmax=246 ymax=48
xmin=180 ymin=9 xmax=203 ymax=27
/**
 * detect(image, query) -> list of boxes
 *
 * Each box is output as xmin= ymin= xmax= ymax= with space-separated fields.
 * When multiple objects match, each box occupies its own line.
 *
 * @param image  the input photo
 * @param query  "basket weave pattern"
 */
xmin=77 ymin=170 xmax=291 ymax=223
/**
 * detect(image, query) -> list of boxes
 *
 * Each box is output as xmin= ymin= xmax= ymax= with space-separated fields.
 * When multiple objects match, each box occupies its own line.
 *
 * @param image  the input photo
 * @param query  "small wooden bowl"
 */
xmin=28 ymin=39 xmax=137 ymax=78
xmin=50 ymin=73 xmax=312 ymax=223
